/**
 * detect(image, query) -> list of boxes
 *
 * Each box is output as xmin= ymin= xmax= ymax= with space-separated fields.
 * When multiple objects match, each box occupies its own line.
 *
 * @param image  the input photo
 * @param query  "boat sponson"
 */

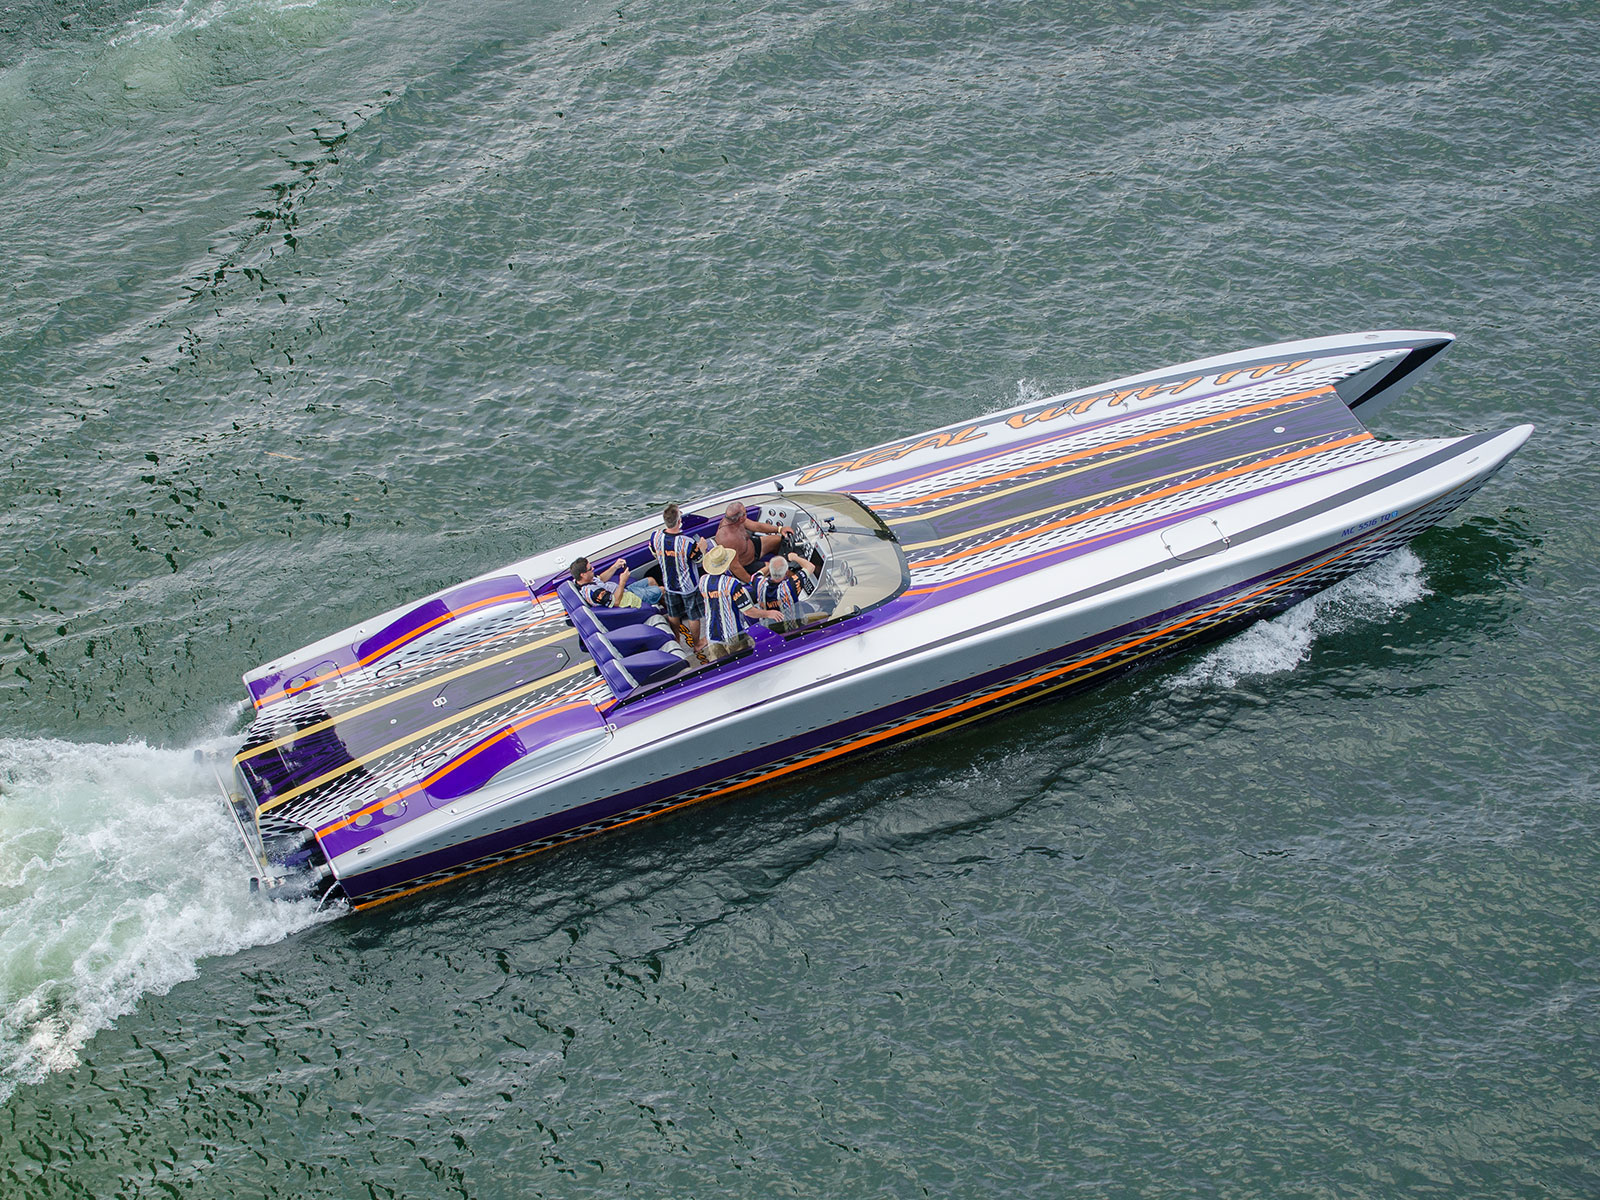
xmin=314 ymin=696 xmax=610 ymax=859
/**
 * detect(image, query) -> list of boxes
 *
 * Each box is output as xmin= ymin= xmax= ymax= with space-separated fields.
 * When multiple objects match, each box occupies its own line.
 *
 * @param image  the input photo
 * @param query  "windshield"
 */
xmin=555 ymin=490 xmax=909 ymax=651
xmin=759 ymin=491 xmax=908 ymax=629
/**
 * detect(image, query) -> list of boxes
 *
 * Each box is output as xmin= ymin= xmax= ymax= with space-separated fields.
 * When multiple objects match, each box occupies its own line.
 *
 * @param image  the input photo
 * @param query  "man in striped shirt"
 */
xmin=753 ymin=553 xmax=818 ymax=631
xmin=571 ymin=557 xmax=638 ymax=608
xmin=697 ymin=545 xmax=780 ymax=661
xmin=650 ymin=503 xmax=709 ymax=645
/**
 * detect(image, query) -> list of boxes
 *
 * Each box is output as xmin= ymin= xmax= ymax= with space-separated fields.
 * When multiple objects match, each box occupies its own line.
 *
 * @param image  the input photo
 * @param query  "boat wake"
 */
xmin=0 ymin=712 xmax=336 ymax=1105
xmin=1173 ymin=546 xmax=1431 ymax=689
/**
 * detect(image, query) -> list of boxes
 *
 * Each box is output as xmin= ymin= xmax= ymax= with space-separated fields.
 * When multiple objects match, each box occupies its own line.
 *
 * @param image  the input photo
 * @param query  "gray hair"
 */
xmin=767 ymin=555 xmax=790 ymax=576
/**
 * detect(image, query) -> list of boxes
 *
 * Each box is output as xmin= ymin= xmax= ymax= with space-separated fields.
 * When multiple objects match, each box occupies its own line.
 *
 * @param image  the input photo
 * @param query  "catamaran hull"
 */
xmin=226 ymin=330 xmax=1530 ymax=909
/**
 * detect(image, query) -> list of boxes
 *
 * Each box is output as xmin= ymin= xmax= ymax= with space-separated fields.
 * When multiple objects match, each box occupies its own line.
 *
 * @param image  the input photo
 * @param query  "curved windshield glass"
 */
xmin=762 ymin=491 xmax=908 ymax=630
xmin=563 ymin=490 xmax=908 ymax=654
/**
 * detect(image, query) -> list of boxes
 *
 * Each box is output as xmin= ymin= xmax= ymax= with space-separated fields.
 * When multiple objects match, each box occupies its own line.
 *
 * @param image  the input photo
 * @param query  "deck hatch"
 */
xmin=1161 ymin=517 xmax=1230 ymax=562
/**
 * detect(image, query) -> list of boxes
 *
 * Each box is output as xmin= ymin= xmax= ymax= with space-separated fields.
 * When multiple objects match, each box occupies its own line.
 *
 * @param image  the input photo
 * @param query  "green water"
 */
xmin=2 ymin=0 xmax=1596 ymax=1195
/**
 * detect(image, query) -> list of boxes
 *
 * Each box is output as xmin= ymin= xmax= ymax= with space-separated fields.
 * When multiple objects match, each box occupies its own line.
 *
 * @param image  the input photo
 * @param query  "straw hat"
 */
xmin=703 ymin=545 xmax=737 ymax=575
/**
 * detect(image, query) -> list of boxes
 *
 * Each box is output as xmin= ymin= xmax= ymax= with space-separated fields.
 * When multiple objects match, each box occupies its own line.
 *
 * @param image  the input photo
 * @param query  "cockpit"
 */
xmin=745 ymin=491 xmax=908 ymax=623
xmin=549 ymin=491 xmax=909 ymax=702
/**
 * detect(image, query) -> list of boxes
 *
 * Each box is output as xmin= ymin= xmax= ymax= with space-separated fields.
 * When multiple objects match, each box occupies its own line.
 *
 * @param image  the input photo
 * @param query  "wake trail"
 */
xmin=0 ymin=708 xmax=337 ymax=1104
xmin=1173 ymin=546 xmax=1430 ymax=689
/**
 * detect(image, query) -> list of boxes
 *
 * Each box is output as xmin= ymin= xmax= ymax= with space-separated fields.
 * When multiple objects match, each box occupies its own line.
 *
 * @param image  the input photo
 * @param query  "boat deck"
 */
xmin=235 ymin=586 xmax=604 ymax=834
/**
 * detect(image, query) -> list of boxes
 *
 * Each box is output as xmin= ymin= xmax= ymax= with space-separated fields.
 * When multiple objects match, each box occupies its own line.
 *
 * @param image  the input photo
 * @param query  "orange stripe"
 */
xmin=350 ymin=525 xmax=1387 ymax=911
xmin=318 ymin=699 xmax=596 ymax=837
xmin=904 ymin=507 xmax=1193 ymax=597
xmin=880 ymin=386 xmax=1332 ymax=511
xmin=909 ymin=432 xmax=1370 ymax=572
xmin=254 ymin=589 xmax=532 ymax=708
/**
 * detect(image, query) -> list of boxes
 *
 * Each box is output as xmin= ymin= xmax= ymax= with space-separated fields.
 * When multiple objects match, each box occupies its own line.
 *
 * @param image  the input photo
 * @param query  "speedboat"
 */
xmin=215 ymin=330 xmax=1531 ymax=908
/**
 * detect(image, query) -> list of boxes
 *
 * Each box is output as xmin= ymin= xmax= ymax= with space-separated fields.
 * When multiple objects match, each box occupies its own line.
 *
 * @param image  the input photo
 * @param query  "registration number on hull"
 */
xmin=1341 ymin=510 xmax=1400 ymax=539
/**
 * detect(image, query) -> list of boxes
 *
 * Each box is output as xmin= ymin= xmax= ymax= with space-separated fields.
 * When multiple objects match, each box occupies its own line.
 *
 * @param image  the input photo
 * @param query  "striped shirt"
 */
xmin=698 ymin=574 xmax=754 ymax=645
xmin=754 ymin=572 xmax=807 ymax=624
xmin=578 ymin=580 xmax=614 ymax=607
xmin=650 ymin=529 xmax=702 ymax=595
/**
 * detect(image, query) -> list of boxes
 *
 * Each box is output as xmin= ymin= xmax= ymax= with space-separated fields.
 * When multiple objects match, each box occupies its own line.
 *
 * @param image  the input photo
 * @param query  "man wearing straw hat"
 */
xmin=697 ymin=544 xmax=781 ymax=660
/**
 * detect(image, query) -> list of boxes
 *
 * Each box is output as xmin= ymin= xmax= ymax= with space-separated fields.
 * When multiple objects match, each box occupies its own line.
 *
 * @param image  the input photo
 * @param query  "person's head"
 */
xmin=569 ymin=557 xmax=593 ymax=583
xmin=703 ymin=545 xmax=736 ymax=576
xmin=662 ymin=502 xmax=682 ymax=530
xmin=767 ymin=555 xmax=790 ymax=578
xmin=722 ymin=501 xmax=747 ymax=526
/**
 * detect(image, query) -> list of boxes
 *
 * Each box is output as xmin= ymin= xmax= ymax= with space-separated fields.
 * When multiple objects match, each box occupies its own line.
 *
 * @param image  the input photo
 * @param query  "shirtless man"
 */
xmin=714 ymin=501 xmax=794 ymax=583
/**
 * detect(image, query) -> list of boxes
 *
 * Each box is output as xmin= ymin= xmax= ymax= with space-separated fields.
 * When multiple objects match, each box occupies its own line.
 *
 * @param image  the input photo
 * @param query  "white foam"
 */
xmin=110 ymin=0 xmax=333 ymax=47
xmin=984 ymin=378 xmax=1051 ymax=415
xmin=1174 ymin=546 xmax=1430 ymax=689
xmin=0 ymin=713 xmax=336 ymax=1103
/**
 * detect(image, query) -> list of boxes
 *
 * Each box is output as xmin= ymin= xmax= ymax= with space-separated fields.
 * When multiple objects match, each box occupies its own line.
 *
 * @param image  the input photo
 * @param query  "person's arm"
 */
xmin=732 ymin=581 xmax=777 ymax=621
xmin=787 ymin=552 xmax=816 ymax=578
xmin=599 ymin=558 xmax=635 ymax=592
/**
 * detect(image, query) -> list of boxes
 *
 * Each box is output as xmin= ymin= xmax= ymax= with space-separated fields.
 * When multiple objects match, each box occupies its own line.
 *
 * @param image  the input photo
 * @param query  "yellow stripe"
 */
xmin=236 ymin=626 xmax=572 ymax=764
xmin=255 ymin=660 xmax=595 ymax=815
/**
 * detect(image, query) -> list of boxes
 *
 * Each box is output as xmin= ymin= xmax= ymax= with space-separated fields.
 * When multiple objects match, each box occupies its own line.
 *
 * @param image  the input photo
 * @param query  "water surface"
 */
xmin=2 ymin=0 xmax=1597 ymax=1195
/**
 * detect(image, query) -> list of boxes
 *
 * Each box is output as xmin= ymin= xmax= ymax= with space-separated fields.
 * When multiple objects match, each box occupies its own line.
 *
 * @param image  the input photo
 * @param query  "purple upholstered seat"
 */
xmin=617 ymin=649 xmax=685 ymax=687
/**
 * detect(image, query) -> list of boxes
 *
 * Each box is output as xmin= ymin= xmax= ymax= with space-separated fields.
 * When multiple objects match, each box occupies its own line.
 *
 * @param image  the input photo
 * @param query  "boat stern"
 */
xmin=201 ymin=749 xmax=339 ymax=902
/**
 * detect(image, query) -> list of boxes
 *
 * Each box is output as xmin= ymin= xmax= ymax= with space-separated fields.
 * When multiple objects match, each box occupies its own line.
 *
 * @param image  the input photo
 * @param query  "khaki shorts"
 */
xmin=705 ymin=632 xmax=753 ymax=661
